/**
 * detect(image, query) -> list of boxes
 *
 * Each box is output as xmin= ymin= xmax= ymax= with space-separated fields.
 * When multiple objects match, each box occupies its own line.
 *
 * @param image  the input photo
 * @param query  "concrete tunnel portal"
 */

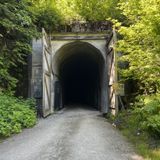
xmin=52 ymin=41 xmax=107 ymax=111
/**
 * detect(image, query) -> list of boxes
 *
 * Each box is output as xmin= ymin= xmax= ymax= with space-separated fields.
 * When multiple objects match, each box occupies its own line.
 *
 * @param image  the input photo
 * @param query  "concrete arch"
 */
xmin=51 ymin=41 xmax=109 ymax=112
xmin=52 ymin=41 xmax=105 ymax=75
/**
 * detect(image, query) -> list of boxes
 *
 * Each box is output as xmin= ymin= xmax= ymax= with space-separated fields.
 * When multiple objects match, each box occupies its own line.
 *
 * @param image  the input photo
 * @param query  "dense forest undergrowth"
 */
xmin=0 ymin=0 xmax=160 ymax=159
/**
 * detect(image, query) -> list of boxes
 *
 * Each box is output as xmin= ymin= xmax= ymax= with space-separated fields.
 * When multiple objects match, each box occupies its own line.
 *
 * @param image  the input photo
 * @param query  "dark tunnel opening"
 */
xmin=60 ymin=53 xmax=100 ymax=106
xmin=54 ymin=42 xmax=104 ymax=110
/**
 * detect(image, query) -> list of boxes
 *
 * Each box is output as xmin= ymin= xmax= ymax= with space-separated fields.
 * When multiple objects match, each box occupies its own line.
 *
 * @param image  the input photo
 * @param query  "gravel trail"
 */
xmin=0 ymin=106 xmax=142 ymax=160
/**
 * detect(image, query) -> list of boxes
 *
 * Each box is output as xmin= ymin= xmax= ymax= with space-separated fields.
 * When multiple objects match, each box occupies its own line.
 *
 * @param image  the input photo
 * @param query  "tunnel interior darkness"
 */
xmin=54 ymin=42 xmax=104 ymax=109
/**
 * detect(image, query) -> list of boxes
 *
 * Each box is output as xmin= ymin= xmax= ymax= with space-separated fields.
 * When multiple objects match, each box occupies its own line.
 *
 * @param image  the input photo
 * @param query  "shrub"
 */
xmin=112 ymin=94 xmax=160 ymax=138
xmin=134 ymin=94 xmax=160 ymax=137
xmin=0 ymin=93 xmax=37 ymax=137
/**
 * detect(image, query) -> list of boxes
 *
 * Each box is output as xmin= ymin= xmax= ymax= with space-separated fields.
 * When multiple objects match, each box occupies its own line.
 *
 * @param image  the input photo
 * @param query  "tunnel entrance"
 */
xmin=31 ymin=29 xmax=117 ymax=117
xmin=60 ymin=53 xmax=100 ymax=106
xmin=53 ymin=42 xmax=105 ymax=110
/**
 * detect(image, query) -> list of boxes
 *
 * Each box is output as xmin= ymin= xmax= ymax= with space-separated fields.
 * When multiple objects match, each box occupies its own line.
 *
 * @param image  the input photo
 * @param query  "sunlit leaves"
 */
xmin=118 ymin=0 xmax=160 ymax=94
xmin=75 ymin=0 xmax=121 ymax=21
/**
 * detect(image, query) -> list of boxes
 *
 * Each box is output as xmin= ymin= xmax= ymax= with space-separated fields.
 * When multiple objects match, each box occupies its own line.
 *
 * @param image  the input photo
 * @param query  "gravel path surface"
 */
xmin=0 ymin=106 xmax=142 ymax=160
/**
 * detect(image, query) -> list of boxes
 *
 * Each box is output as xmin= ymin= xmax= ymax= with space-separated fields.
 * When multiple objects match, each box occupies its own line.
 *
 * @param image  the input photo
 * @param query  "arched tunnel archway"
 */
xmin=52 ymin=41 xmax=107 ymax=111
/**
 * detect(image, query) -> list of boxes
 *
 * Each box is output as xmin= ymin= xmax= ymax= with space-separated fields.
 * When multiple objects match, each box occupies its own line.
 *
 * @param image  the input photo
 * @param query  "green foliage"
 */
xmin=0 ymin=93 xmax=37 ymax=137
xmin=75 ymin=0 xmax=122 ymax=21
xmin=30 ymin=0 xmax=62 ymax=32
xmin=114 ymin=0 xmax=160 ymax=146
xmin=55 ymin=0 xmax=121 ymax=22
xmin=0 ymin=0 xmax=38 ymax=92
xmin=117 ymin=0 xmax=160 ymax=94
xmin=55 ymin=0 xmax=80 ymax=22
xmin=31 ymin=0 xmax=121 ymax=27
xmin=134 ymin=94 xmax=160 ymax=137
xmin=22 ymin=98 xmax=37 ymax=110
xmin=113 ymin=94 xmax=160 ymax=137
xmin=110 ymin=94 xmax=160 ymax=159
